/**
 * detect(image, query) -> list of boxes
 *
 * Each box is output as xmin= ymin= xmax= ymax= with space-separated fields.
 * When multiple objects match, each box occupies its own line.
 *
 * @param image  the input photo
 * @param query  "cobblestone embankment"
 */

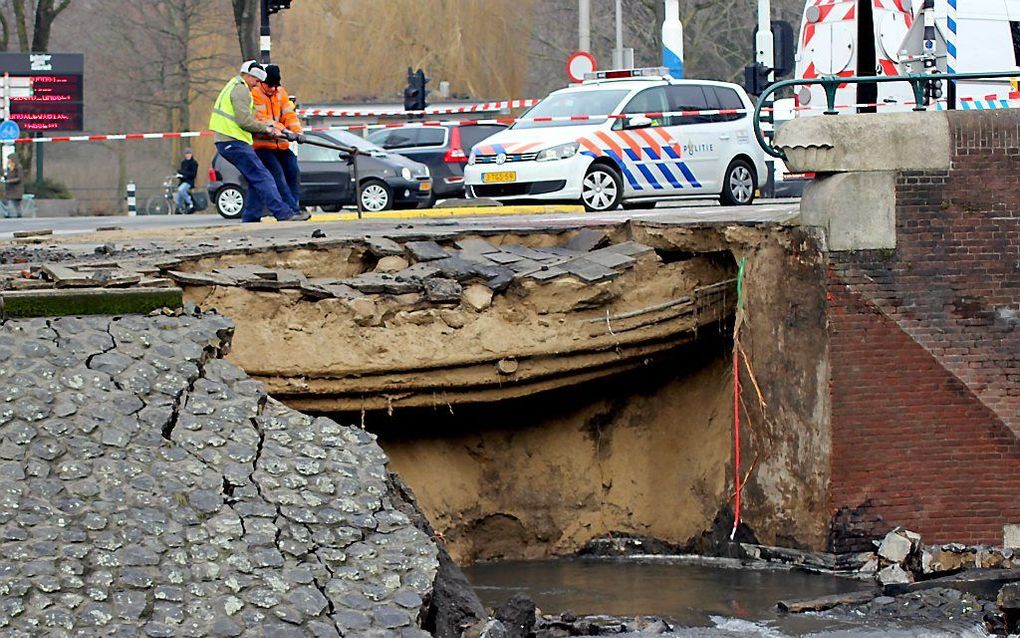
xmin=0 ymin=312 xmax=439 ymax=637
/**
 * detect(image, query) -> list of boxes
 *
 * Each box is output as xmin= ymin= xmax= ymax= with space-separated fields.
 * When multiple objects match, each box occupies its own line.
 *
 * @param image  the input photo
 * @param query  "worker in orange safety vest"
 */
xmin=252 ymin=64 xmax=305 ymax=216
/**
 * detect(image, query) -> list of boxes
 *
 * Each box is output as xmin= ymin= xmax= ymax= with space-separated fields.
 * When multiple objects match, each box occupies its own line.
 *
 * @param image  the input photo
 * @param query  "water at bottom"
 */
xmin=463 ymin=557 xmax=992 ymax=638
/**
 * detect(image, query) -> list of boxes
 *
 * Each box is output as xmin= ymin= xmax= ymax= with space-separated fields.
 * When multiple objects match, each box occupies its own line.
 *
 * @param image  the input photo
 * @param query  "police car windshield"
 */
xmin=513 ymin=90 xmax=630 ymax=129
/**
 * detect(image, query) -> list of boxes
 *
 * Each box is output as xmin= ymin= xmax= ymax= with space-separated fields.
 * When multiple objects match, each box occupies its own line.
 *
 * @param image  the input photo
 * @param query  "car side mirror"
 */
xmin=626 ymin=115 xmax=653 ymax=129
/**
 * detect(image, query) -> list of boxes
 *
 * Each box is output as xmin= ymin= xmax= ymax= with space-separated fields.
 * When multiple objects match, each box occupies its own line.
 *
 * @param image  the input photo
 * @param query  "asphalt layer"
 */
xmin=0 ymin=199 xmax=799 ymax=241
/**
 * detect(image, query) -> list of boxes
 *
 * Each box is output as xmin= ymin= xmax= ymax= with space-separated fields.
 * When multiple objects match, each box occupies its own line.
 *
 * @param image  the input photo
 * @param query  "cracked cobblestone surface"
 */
xmin=0 ymin=313 xmax=438 ymax=637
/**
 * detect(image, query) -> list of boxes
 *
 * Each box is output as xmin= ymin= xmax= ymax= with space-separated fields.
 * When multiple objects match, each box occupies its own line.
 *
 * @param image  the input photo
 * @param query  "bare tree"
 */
xmin=232 ymin=0 xmax=257 ymax=60
xmin=97 ymin=0 xmax=232 ymax=160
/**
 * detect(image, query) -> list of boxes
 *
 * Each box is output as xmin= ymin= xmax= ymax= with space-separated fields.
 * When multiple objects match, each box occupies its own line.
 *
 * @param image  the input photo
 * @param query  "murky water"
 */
xmin=463 ymin=557 xmax=992 ymax=637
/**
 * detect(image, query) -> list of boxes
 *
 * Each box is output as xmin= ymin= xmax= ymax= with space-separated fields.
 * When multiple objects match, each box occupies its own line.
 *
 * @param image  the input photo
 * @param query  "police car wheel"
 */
xmin=581 ymin=164 xmax=622 ymax=212
xmin=720 ymin=159 xmax=756 ymax=206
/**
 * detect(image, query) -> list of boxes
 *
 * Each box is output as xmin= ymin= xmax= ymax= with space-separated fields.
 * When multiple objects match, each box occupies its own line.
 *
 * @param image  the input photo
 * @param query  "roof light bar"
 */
xmin=583 ymin=67 xmax=671 ymax=81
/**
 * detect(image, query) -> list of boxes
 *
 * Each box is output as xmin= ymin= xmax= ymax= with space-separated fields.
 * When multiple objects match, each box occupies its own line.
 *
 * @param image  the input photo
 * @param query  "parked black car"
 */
xmin=207 ymin=130 xmax=432 ymax=219
xmin=365 ymin=123 xmax=505 ymax=204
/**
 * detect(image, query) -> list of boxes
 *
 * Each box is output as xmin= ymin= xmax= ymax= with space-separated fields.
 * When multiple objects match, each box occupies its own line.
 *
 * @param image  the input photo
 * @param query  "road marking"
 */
xmin=306 ymin=205 xmax=584 ymax=222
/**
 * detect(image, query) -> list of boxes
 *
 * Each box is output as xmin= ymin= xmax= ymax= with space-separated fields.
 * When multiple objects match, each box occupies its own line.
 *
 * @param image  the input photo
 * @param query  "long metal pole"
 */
xmin=579 ymin=0 xmax=591 ymax=52
xmin=612 ymin=0 xmax=624 ymax=68
xmin=260 ymin=0 xmax=271 ymax=64
xmin=756 ymin=0 xmax=775 ymax=197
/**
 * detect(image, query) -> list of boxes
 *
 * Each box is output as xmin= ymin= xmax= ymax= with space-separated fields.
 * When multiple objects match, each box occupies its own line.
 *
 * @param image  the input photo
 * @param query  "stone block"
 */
xmin=775 ymin=110 xmax=951 ymax=173
xmin=801 ymin=172 xmax=896 ymax=251
xmin=462 ymin=284 xmax=493 ymax=312
xmin=1004 ymin=525 xmax=1020 ymax=549
xmin=878 ymin=529 xmax=915 ymax=564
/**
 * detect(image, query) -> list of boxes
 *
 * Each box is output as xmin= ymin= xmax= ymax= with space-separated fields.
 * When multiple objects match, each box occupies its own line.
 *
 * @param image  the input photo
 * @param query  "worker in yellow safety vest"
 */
xmin=209 ymin=60 xmax=309 ymax=222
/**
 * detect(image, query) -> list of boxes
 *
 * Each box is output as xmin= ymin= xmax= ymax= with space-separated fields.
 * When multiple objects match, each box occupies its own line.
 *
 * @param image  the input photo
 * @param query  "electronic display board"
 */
xmin=0 ymin=53 xmax=83 ymax=132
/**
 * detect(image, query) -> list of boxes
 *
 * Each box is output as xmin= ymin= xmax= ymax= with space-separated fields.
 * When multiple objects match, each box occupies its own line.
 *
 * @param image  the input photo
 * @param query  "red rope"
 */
xmin=731 ymin=344 xmax=741 ymax=540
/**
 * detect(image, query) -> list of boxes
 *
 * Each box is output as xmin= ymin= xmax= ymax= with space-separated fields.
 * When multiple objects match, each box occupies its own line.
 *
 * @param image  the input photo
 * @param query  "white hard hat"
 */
xmin=239 ymin=60 xmax=267 ymax=82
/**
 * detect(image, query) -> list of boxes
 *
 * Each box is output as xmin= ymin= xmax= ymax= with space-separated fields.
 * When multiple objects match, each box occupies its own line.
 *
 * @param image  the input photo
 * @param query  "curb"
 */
xmin=0 ymin=287 xmax=183 ymax=319
xmin=299 ymin=204 xmax=585 ymax=223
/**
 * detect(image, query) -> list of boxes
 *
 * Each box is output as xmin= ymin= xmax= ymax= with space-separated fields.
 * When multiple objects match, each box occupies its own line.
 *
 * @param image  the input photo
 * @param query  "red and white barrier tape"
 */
xmin=9 ymin=94 xmax=1020 ymax=144
xmin=296 ymin=99 xmax=540 ymax=118
xmin=11 ymin=130 xmax=213 ymax=144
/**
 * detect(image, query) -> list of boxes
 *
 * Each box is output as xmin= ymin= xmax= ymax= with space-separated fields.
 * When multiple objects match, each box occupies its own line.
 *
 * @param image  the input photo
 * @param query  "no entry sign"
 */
xmin=566 ymin=51 xmax=597 ymax=83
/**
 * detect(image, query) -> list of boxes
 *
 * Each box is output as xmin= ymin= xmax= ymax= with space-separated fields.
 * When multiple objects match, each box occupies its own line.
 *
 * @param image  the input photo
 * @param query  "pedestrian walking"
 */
xmin=175 ymin=148 xmax=198 ymax=214
xmin=3 ymin=156 xmax=23 ymax=219
xmin=253 ymin=64 xmax=305 ymax=218
xmin=208 ymin=60 xmax=308 ymax=222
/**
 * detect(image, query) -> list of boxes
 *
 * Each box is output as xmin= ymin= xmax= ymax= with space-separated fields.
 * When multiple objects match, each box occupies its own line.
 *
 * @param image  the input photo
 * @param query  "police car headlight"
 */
xmin=467 ymin=151 xmax=477 ymax=166
xmin=536 ymin=142 xmax=579 ymax=162
xmin=401 ymin=167 xmax=413 ymax=181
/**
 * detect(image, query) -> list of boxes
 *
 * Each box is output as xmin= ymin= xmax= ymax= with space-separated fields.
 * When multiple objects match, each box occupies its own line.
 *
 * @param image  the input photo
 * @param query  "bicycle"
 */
xmin=145 ymin=174 xmax=192 ymax=215
xmin=0 ymin=193 xmax=37 ymax=219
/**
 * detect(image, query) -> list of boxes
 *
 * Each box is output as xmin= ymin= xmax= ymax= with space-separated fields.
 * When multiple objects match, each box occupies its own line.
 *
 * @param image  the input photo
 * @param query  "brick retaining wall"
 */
xmin=827 ymin=110 xmax=1020 ymax=552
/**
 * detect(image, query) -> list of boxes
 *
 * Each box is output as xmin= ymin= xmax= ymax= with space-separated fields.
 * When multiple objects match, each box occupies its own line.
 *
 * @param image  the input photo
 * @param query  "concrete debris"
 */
xmin=0 ymin=314 xmax=440 ymax=635
xmin=375 ymin=255 xmax=410 ymax=273
xmin=454 ymin=238 xmax=500 ymax=254
xmin=565 ymin=229 xmax=609 ymax=253
xmin=364 ymin=235 xmax=403 ymax=256
xmin=878 ymin=528 xmax=918 ymax=564
xmin=404 ymin=240 xmax=448 ymax=261
xmin=462 ymin=284 xmax=493 ymax=312
xmin=878 ymin=564 xmax=914 ymax=586
xmin=424 ymin=277 xmax=463 ymax=303
xmin=778 ymin=589 xmax=879 ymax=613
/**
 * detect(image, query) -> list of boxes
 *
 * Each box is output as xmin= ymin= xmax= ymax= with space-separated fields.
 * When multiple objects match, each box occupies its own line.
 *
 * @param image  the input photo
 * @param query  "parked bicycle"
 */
xmin=145 ymin=174 xmax=188 ymax=216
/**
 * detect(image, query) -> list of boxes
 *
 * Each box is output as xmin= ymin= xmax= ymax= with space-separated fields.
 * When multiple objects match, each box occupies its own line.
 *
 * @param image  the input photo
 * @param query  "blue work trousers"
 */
xmin=215 ymin=140 xmax=291 ymax=222
xmin=256 ymin=148 xmax=301 ymax=214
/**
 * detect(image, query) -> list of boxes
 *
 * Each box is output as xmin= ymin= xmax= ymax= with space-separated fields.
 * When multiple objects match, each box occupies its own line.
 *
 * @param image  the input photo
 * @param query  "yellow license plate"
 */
xmin=483 ymin=171 xmax=516 ymax=184
xmin=419 ymin=180 xmax=432 ymax=191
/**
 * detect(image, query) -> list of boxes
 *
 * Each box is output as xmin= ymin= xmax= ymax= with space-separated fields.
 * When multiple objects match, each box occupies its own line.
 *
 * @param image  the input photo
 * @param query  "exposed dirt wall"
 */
xmin=629 ymin=225 xmax=832 ymax=552
xmin=369 ymin=343 xmax=733 ymax=564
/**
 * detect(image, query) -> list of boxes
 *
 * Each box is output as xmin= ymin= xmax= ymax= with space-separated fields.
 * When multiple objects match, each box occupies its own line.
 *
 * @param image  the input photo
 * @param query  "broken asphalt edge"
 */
xmin=271 ymin=204 xmax=585 ymax=223
xmin=0 ymin=286 xmax=183 ymax=319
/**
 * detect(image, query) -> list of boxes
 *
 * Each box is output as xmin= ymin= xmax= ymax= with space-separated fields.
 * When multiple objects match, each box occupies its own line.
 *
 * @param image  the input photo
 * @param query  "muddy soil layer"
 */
xmin=360 ymin=341 xmax=732 ymax=564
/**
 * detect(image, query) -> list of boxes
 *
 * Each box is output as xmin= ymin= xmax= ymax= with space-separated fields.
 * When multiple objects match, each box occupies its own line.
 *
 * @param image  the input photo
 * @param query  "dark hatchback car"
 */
xmin=207 ymin=130 xmax=432 ymax=219
xmin=365 ymin=124 xmax=505 ymax=204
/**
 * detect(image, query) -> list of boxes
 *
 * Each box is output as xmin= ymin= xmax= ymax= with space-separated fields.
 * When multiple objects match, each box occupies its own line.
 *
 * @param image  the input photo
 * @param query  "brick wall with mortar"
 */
xmin=827 ymin=110 xmax=1020 ymax=552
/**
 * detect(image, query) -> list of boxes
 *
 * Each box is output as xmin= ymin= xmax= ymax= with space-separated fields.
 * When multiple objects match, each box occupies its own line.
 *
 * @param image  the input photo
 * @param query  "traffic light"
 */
xmin=268 ymin=0 xmax=292 ymax=14
xmin=743 ymin=62 xmax=772 ymax=96
xmin=403 ymin=67 xmax=430 ymax=111
xmin=751 ymin=20 xmax=796 ymax=79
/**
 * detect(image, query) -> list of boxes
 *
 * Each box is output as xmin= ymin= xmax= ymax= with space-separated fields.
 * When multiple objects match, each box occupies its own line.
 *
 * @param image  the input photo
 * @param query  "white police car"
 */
xmin=464 ymin=68 xmax=768 ymax=212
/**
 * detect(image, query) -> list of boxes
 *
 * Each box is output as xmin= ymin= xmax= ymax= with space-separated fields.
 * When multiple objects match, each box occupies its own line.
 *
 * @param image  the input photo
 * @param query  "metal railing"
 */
xmin=753 ymin=70 xmax=1020 ymax=159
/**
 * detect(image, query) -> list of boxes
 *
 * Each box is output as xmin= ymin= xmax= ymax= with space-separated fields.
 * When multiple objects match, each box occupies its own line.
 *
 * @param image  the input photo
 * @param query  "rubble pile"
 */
xmin=866 ymin=527 xmax=1018 ymax=586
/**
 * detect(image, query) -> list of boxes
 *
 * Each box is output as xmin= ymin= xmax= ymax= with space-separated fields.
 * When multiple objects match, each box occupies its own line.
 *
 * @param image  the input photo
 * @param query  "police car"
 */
xmin=464 ymin=68 xmax=768 ymax=212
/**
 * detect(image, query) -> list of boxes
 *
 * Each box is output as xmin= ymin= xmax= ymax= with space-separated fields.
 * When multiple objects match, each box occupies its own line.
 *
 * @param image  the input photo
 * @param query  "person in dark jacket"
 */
xmin=3 ymin=156 xmax=23 ymax=218
xmin=175 ymin=148 xmax=199 ymax=213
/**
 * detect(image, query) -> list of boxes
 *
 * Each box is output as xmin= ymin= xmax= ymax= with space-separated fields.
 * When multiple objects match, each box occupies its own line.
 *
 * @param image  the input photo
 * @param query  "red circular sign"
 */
xmin=566 ymin=51 xmax=598 ymax=83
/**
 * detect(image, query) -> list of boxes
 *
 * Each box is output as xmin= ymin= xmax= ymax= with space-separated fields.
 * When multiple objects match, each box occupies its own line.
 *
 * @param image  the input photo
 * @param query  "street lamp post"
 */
xmin=579 ymin=0 xmax=591 ymax=52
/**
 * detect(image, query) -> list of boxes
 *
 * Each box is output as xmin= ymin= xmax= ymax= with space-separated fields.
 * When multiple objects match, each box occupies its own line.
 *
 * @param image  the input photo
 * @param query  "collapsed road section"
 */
xmin=0 ymin=214 xmax=829 ymax=566
xmin=169 ymin=230 xmax=737 ymax=411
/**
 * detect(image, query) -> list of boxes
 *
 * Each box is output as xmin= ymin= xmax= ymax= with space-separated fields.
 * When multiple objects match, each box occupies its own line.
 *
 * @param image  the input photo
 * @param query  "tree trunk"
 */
xmin=232 ymin=0 xmax=258 ymax=60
